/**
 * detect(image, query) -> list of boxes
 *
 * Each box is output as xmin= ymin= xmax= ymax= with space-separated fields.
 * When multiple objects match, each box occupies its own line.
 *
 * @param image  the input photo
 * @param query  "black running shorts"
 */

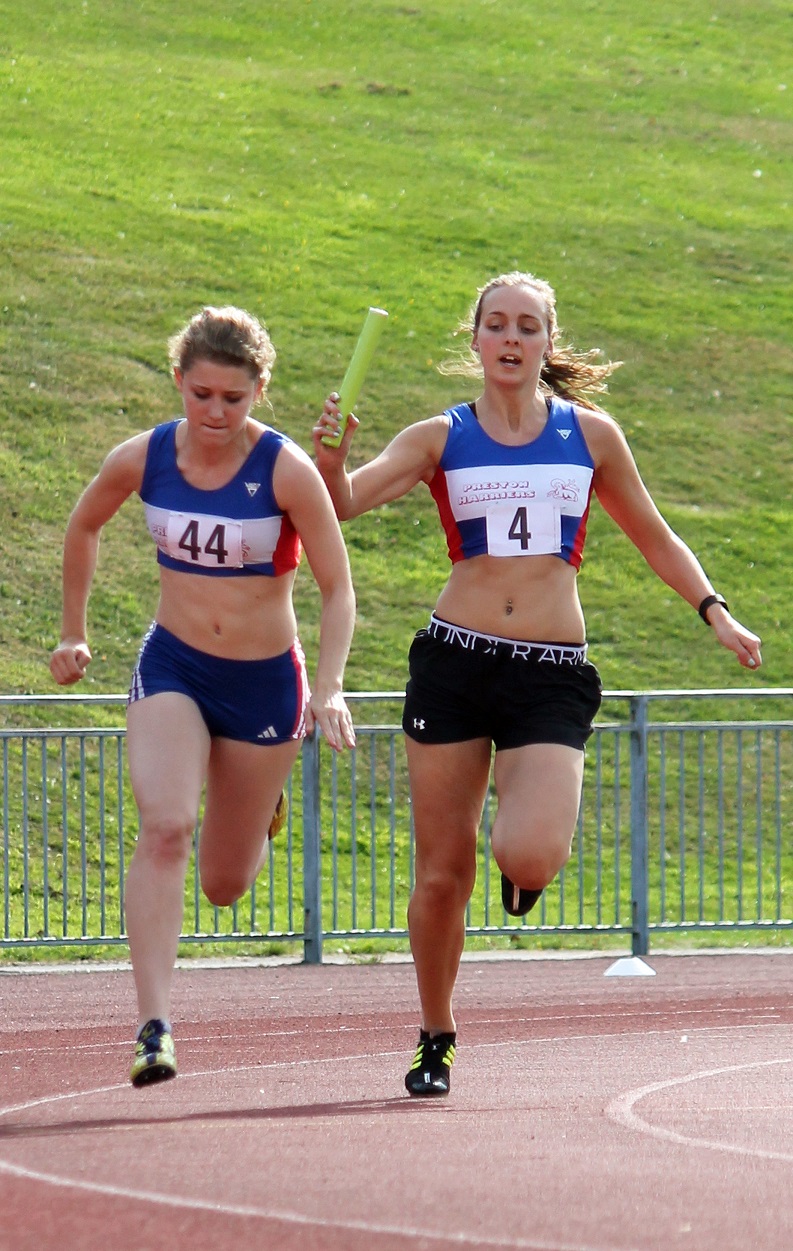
xmin=402 ymin=617 xmax=602 ymax=752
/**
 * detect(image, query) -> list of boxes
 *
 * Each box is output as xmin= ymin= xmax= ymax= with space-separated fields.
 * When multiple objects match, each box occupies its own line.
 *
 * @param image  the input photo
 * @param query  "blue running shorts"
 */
xmin=128 ymin=623 xmax=309 ymax=744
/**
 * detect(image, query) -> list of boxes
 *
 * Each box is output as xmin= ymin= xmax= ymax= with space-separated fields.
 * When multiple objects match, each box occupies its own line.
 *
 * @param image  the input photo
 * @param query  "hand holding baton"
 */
xmin=321 ymin=306 xmax=388 ymax=447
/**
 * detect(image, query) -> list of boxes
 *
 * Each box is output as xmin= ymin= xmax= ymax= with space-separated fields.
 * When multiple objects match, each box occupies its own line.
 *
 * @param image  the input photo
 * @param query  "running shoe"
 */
xmin=130 ymin=1018 xmax=177 ymax=1088
xmin=404 ymin=1030 xmax=456 ymax=1097
xmin=268 ymin=791 xmax=287 ymax=840
xmin=501 ymin=874 xmax=543 ymax=917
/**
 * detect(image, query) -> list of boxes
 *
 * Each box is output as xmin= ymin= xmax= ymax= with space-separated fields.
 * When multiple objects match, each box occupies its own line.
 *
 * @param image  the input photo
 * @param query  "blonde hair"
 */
xmin=167 ymin=306 xmax=276 ymax=396
xmin=439 ymin=271 xmax=621 ymax=410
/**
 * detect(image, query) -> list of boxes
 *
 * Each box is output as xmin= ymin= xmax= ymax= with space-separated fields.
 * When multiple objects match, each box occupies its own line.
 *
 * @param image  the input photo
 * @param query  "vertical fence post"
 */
xmin=629 ymin=694 xmax=650 ymax=956
xmin=301 ymin=729 xmax=323 ymax=964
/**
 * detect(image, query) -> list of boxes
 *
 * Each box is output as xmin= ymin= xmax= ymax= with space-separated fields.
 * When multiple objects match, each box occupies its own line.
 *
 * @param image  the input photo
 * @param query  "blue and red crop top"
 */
xmin=429 ymin=398 xmax=595 ymax=570
xmin=139 ymin=420 xmax=301 ymax=577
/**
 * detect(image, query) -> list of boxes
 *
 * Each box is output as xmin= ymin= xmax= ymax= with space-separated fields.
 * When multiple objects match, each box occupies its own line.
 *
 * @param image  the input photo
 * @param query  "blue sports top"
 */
xmin=139 ymin=420 xmax=302 ymax=577
xmin=429 ymin=398 xmax=595 ymax=570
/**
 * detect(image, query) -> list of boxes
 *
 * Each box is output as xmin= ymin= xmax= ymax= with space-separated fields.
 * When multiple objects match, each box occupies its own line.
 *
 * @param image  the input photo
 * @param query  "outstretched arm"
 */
xmin=50 ymin=435 xmax=148 ymax=686
xmin=583 ymin=410 xmax=762 ymax=670
xmin=311 ymin=395 xmax=449 ymax=519
xmin=274 ymin=444 xmax=357 ymax=750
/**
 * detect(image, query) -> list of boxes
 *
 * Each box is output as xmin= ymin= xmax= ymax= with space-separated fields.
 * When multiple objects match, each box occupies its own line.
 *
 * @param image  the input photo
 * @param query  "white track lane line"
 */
xmin=0 ymin=1060 xmax=617 ymax=1251
xmin=0 ymin=1025 xmax=787 ymax=1249
xmin=607 ymin=1056 xmax=793 ymax=1161
xmin=0 ymin=1050 xmax=641 ymax=1251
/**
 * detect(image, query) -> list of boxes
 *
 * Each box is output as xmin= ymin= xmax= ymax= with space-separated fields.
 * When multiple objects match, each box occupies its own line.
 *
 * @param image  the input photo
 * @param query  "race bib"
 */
xmin=165 ymin=512 xmax=244 ymax=568
xmin=485 ymin=501 xmax=561 ymax=557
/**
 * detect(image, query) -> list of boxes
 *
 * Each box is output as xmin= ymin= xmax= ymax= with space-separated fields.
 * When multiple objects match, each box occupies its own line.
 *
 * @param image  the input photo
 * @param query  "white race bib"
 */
xmin=165 ymin=513 xmax=244 ymax=568
xmin=485 ymin=501 xmax=561 ymax=557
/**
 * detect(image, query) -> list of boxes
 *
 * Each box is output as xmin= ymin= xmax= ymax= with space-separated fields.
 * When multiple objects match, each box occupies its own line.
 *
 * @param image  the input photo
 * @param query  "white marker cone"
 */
xmin=604 ymin=955 xmax=656 ymax=977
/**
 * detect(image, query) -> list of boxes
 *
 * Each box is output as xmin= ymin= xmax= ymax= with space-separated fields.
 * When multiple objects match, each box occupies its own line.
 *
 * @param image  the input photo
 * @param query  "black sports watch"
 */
xmin=698 ymin=594 xmax=729 ymax=625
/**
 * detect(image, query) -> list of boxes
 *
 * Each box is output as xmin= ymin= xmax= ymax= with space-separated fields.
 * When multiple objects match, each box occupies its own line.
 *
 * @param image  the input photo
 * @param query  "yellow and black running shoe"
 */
xmin=501 ymin=873 xmax=543 ymax=917
xmin=404 ymin=1030 xmax=456 ymax=1097
xmin=268 ymin=791 xmax=288 ymax=840
xmin=130 ymin=1018 xmax=177 ymax=1088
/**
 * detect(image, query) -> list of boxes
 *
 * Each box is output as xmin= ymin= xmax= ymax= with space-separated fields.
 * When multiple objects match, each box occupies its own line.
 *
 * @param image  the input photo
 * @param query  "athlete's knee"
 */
xmin=200 ymin=875 xmax=247 ymax=908
xmin=134 ymin=812 xmax=195 ymax=870
xmin=495 ymin=829 xmax=573 ymax=889
xmin=412 ymin=859 xmax=476 ymax=914
xmin=200 ymin=861 xmax=253 ymax=908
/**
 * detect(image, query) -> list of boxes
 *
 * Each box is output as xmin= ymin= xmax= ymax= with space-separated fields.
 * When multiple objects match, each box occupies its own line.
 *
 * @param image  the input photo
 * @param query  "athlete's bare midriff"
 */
xmin=154 ymin=566 xmax=299 ymax=658
xmin=434 ymin=554 xmax=585 ymax=643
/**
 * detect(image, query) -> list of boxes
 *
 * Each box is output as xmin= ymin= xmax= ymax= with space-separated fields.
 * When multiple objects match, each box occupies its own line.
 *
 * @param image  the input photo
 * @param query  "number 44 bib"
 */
xmin=485 ymin=501 xmax=561 ymax=556
xmin=165 ymin=512 xmax=244 ymax=568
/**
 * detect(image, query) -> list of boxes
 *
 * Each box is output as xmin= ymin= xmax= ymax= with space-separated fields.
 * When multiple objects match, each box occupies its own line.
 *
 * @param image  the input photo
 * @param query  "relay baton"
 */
xmin=321 ymin=306 xmax=388 ymax=447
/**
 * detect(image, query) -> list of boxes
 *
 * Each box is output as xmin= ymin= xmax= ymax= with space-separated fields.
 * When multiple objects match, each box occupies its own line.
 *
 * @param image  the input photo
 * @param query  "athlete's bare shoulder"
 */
xmin=97 ymin=429 xmax=153 ymax=492
xmin=397 ymin=411 xmax=451 ymax=455
xmin=574 ymin=405 xmax=629 ymax=466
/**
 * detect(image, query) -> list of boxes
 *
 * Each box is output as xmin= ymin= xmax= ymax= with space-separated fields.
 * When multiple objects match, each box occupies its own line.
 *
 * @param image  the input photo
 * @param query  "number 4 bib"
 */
xmin=165 ymin=512 xmax=244 ymax=568
xmin=485 ymin=501 xmax=561 ymax=556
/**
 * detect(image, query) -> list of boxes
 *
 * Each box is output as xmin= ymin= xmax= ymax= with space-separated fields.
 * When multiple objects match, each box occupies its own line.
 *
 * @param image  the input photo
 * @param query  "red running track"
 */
xmin=2 ymin=950 xmax=793 ymax=1251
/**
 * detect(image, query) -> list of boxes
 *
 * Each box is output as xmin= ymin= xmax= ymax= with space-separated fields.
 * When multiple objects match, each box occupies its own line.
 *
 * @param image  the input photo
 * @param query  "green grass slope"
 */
xmin=1 ymin=0 xmax=791 ymax=701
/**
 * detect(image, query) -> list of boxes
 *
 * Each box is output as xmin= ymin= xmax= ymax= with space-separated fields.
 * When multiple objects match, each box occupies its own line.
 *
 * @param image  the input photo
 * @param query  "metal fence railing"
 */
xmin=2 ymin=690 xmax=792 ymax=961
